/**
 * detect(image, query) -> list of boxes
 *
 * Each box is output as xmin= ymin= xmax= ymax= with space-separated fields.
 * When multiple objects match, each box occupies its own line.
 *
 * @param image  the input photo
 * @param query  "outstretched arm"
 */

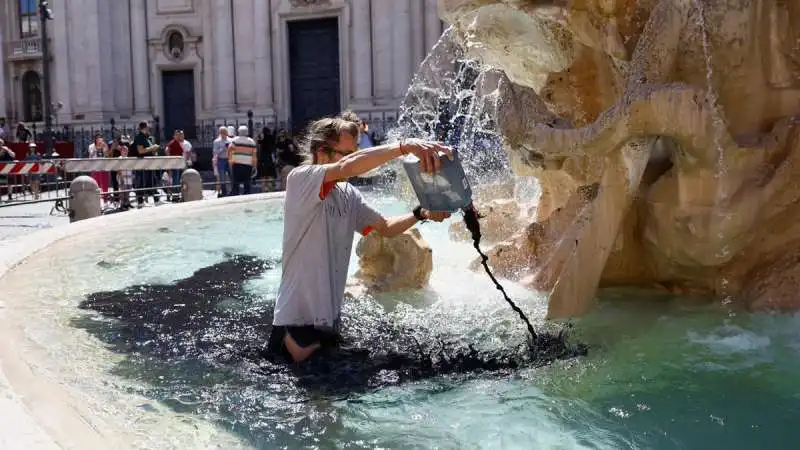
xmin=323 ymin=140 xmax=452 ymax=183
xmin=369 ymin=210 xmax=451 ymax=238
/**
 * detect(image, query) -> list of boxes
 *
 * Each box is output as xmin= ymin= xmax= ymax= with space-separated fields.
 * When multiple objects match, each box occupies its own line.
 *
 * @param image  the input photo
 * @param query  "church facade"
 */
xmin=0 ymin=0 xmax=444 ymax=135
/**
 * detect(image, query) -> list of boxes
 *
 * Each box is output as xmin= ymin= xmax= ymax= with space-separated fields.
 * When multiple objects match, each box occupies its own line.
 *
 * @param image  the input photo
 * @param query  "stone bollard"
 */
xmin=181 ymin=168 xmax=203 ymax=202
xmin=69 ymin=175 xmax=101 ymax=223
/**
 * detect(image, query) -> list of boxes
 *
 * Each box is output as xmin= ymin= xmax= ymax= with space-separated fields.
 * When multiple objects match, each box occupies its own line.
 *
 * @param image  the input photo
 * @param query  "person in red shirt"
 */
xmin=165 ymin=130 xmax=186 ymax=201
xmin=166 ymin=130 xmax=184 ymax=157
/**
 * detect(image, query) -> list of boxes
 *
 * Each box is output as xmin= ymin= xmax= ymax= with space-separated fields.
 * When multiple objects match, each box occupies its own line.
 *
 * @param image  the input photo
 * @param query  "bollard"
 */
xmin=69 ymin=175 xmax=101 ymax=222
xmin=181 ymin=168 xmax=203 ymax=202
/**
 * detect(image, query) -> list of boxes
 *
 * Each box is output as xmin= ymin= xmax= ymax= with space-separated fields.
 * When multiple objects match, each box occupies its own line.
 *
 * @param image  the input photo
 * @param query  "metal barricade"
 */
xmin=0 ymin=156 xmax=186 ymax=211
xmin=0 ymin=158 xmax=70 ymax=213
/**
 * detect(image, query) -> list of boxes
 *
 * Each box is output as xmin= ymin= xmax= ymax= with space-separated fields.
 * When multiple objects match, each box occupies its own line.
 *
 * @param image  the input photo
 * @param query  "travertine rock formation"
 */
xmin=449 ymin=198 xmax=527 ymax=243
xmin=354 ymin=229 xmax=434 ymax=292
xmin=437 ymin=0 xmax=800 ymax=317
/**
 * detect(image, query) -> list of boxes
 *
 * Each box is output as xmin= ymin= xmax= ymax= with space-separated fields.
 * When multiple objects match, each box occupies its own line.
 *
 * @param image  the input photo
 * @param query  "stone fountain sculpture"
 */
xmin=435 ymin=0 xmax=800 ymax=317
xmin=351 ymin=229 xmax=434 ymax=293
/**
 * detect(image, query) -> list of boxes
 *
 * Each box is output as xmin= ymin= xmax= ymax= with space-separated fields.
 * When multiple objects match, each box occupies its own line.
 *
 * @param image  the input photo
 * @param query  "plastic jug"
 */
xmin=402 ymin=149 xmax=473 ymax=213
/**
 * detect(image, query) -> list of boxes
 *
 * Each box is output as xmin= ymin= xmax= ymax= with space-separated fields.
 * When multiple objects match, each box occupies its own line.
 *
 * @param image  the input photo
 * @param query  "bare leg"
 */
xmin=283 ymin=332 xmax=321 ymax=363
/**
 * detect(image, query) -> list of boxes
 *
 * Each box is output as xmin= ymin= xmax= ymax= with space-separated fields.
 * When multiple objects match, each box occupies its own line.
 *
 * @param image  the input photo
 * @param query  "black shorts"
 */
xmin=267 ymin=325 xmax=342 ymax=361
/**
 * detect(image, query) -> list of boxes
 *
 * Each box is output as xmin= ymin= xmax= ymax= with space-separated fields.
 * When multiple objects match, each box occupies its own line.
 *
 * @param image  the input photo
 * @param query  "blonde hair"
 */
xmin=300 ymin=117 xmax=360 ymax=164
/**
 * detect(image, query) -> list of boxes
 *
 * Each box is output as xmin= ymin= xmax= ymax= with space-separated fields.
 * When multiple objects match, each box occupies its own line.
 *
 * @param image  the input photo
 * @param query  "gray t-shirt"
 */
xmin=272 ymin=164 xmax=383 ymax=329
xmin=212 ymin=136 xmax=231 ymax=159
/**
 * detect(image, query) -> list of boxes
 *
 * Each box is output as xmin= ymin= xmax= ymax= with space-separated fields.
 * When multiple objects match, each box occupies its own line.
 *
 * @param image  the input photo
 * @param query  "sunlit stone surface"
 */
xmin=438 ymin=0 xmax=800 ymax=317
xmin=354 ymin=229 xmax=434 ymax=292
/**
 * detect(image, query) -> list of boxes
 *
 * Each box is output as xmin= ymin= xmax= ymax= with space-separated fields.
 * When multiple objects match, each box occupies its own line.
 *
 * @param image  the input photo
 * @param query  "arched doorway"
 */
xmin=22 ymin=70 xmax=43 ymax=122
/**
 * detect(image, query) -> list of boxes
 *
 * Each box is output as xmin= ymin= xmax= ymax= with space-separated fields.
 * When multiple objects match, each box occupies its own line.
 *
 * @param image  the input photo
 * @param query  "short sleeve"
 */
xmin=285 ymin=164 xmax=326 ymax=206
xmin=350 ymin=186 xmax=383 ymax=236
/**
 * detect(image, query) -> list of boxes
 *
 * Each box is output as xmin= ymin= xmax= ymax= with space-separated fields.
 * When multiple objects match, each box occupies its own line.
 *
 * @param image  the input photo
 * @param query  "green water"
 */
xmin=5 ymin=191 xmax=800 ymax=449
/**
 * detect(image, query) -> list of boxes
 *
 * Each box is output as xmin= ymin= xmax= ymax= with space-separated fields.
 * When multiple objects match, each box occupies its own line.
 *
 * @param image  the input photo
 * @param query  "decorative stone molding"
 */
xmin=150 ymin=24 xmax=202 ymax=63
xmin=147 ymin=24 xmax=205 ymax=126
xmin=289 ymin=0 xmax=332 ymax=7
xmin=155 ymin=0 xmax=195 ymax=15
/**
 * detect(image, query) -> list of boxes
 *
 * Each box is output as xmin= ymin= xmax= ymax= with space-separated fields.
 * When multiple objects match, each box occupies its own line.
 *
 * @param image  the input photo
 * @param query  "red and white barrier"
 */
xmin=62 ymin=157 xmax=186 ymax=173
xmin=0 ymin=161 xmax=58 ymax=175
xmin=1 ymin=157 xmax=186 ymax=176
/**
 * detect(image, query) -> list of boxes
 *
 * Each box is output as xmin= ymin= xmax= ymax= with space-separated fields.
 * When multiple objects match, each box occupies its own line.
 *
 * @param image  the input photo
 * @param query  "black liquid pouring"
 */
xmin=461 ymin=203 xmax=539 ymax=342
xmin=403 ymin=151 xmax=540 ymax=345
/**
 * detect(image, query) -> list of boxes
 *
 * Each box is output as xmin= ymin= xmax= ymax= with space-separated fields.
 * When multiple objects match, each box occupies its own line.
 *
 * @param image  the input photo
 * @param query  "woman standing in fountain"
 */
xmin=268 ymin=118 xmax=452 ymax=363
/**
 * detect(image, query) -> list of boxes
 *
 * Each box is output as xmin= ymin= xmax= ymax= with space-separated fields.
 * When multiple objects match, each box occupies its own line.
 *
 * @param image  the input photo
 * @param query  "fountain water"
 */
xmin=3 ymin=1 xmax=800 ymax=448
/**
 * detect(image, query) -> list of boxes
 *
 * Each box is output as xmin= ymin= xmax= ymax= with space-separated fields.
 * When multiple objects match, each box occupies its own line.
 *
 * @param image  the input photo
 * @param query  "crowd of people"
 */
xmin=0 ymin=138 xmax=43 ymax=202
xmin=214 ymin=116 xmax=376 ymax=197
xmin=0 ymin=112 xmax=382 ymax=206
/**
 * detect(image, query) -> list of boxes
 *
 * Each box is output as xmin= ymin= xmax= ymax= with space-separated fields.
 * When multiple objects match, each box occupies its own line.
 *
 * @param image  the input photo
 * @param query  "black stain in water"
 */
xmin=73 ymin=253 xmax=587 ymax=447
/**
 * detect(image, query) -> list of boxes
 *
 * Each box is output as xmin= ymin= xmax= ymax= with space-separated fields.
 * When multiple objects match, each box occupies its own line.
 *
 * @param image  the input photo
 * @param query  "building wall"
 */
xmin=0 ymin=0 xmax=444 ymax=126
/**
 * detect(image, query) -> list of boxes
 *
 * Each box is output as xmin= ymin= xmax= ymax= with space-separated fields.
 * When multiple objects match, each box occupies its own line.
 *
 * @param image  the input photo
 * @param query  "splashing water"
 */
xmin=390 ymin=28 xmax=511 ymax=188
xmin=376 ymin=27 xmax=596 ymax=360
xmin=392 ymin=26 xmax=606 ymax=313
xmin=692 ymin=0 xmax=737 ymax=303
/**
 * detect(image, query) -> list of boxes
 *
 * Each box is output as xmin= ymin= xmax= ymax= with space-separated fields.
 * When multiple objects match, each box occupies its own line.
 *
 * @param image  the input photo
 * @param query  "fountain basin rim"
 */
xmin=0 ymin=192 xmax=286 ymax=450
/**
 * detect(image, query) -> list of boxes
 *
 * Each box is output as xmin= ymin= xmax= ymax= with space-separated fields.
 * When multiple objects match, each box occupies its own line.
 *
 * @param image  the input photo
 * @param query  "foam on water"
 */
xmin=688 ymin=325 xmax=772 ymax=355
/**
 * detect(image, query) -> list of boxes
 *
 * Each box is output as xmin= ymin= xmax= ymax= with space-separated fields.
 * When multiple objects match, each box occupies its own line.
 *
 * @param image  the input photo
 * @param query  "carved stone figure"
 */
xmin=449 ymin=198 xmax=525 ymax=243
xmin=437 ymin=0 xmax=800 ymax=317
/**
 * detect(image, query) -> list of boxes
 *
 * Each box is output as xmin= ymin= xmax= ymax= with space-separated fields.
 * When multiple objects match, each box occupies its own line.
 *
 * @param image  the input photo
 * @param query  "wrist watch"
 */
xmin=413 ymin=205 xmax=427 ymax=222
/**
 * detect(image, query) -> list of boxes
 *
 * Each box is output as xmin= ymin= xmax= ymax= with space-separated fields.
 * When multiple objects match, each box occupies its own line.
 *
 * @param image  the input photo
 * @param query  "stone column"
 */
xmin=213 ymin=0 xmax=236 ymax=112
xmin=95 ymin=0 xmax=116 ymax=114
xmin=111 ymin=1 xmax=133 ymax=115
xmin=0 ymin=24 xmax=6 ymax=118
xmin=371 ymin=0 xmax=393 ymax=102
xmin=424 ymin=0 xmax=442 ymax=53
xmin=67 ymin=0 xmax=104 ymax=118
xmin=350 ymin=0 xmax=373 ymax=105
xmin=83 ymin=0 xmax=105 ymax=117
xmin=233 ymin=0 xmax=255 ymax=108
xmin=392 ymin=0 xmax=412 ymax=99
xmin=130 ymin=0 xmax=150 ymax=115
xmin=253 ymin=0 xmax=273 ymax=110
xmin=410 ymin=0 xmax=425 ymax=69
xmin=51 ymin=0 xmax=72 ymax=121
